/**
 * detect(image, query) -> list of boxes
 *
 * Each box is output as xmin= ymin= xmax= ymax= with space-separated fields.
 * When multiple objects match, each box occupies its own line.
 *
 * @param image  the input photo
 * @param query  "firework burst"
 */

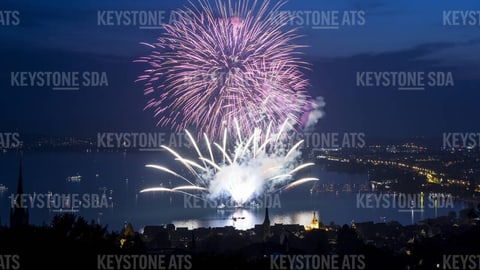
xmin=136 ymin=0 xmax=313 ymax=140
xmin=139 ymin=119 xmax=319 ymax=205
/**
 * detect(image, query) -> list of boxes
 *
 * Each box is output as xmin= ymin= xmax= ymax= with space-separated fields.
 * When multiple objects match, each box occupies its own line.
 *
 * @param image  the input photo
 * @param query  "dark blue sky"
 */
xmin=1 ymin=0 xmax=480 ymax=139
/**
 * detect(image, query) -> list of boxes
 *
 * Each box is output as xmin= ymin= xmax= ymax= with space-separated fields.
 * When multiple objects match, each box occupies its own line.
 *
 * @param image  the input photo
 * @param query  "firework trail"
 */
xmin=135 ymin=0 xmax=314 ymax=140
xmin=139 ymin=119 xmax=319 ymax=205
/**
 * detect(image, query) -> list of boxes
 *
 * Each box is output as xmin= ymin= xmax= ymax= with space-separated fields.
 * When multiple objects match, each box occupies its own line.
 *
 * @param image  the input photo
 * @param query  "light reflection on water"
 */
xmin=172 ymin=209 xmax=315 ymax=230
xmin=168 ymin=193 xmax=468 ymax=231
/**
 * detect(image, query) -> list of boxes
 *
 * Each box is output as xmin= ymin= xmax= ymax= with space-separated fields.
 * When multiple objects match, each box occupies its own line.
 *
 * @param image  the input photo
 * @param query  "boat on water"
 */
xmin=66 ymin=174 xmax=82 ymax=182
xmin=232 ymin=216 xmax=245 ymax=221
xmin=216 ymin=203 xmax=242 ymax=211
xmin=216 ymin=201 xmax=260 ymax=211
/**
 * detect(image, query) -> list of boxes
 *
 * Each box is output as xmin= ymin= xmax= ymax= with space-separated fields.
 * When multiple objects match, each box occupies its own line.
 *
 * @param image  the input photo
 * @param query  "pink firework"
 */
xmin=136 ymin=0 xmax=313 ymax=140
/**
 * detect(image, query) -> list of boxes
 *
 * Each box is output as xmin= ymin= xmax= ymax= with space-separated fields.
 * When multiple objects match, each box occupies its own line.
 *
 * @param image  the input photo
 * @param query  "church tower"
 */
xmin=10 ymin=158 xmax=29 ymax=228
xmin=311 ymin=211 xmax=319 ymax=228
xmin=305 ymin=211 xmax=320 ymax=231
xmin=262 ymin=207 xmax=271 ymax=241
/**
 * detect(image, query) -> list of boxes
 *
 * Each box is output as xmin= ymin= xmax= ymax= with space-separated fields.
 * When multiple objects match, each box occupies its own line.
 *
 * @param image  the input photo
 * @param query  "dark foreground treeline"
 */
xmin=0 ymin=212 xmax=480 ymax=270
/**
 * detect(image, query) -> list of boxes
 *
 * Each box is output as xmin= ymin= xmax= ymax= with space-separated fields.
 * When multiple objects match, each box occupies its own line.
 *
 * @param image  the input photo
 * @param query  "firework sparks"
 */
xmin=135 ymin=0 xmax=313 ymax=140
xmin=139 ymin=119 xmax=318 ymax=205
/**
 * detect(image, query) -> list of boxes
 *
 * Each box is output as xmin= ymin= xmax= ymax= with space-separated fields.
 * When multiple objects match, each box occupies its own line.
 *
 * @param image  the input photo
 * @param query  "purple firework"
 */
xmin=136 ymin=0 xmax=313 ymax=140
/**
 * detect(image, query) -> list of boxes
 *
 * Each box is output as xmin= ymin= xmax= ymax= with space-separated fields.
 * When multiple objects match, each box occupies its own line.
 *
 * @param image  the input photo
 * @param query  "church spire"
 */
xmin=306 ymin=211 xmax=320 ymax=231
xmin=312 ymin=211 xmax=318 ymax=223
xmin=10 ymin=156 xmax=29 ymax=228
xmin=263 ymin=207 xmax=270 ymax=225
xmin=262 ymin=207 xmax=270 ymax=241
xmin=16 ymin=158 xmax=23 ymax=199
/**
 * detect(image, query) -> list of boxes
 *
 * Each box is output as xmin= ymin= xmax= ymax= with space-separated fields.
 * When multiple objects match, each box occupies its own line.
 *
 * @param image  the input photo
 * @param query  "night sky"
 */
xmin=1 ymin=0 xmax=480 ymax=139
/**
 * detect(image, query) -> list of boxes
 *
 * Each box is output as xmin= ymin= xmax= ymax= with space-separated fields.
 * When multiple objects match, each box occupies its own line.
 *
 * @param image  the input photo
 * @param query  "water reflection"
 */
xmin=172 ymin=209 xmax=316 ymax=230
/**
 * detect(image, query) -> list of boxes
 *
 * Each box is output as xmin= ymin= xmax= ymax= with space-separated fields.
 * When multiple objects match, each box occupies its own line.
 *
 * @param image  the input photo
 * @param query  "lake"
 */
xmin=0 ymin=151 xmax=468 ymax=232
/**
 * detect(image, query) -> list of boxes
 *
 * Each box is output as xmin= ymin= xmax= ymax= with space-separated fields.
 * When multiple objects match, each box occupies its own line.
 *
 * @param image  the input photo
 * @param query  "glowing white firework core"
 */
xmin=141 ymin=119 xmax=318 ymax=205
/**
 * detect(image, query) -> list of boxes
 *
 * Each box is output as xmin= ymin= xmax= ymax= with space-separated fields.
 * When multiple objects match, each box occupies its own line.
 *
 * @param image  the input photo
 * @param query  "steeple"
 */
xmin=120 ymin=221 xmax=136 ymax=248
xmin=263 ymin=207 xmax=270 ymax=226
xmin=305 ymin=211 xmax=320 ymax=231
xmin=262 ymin=207 xmax=270 ymax=241
xmin=10 ymin=157 xmax=29 ymax=228
xmin=16 ymin=158 xmax=23 ymax=198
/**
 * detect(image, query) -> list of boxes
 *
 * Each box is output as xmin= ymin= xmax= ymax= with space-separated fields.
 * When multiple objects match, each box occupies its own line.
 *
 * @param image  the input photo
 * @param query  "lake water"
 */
xmin=0 ymin=151 xmax=468 ymax=232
